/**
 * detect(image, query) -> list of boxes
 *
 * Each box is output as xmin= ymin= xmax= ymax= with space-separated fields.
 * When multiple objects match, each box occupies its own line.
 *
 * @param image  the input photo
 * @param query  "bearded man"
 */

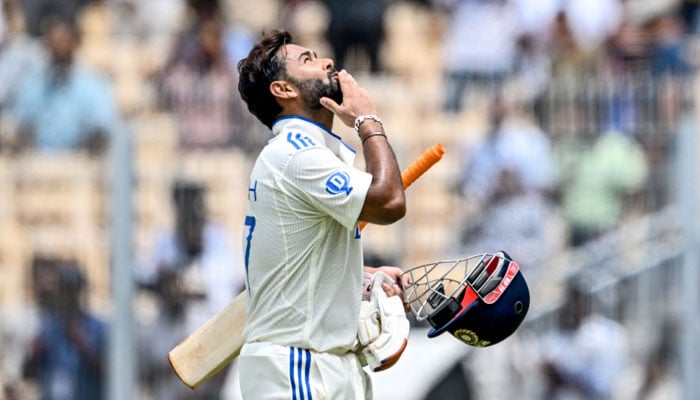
xmin=235 ymin=30 xmax=408 ymax=399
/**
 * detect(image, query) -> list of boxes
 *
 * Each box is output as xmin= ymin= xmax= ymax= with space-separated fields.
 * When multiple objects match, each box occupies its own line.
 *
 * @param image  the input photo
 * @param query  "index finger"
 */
xmin=337 ymin=69 xmax=359 ymax=88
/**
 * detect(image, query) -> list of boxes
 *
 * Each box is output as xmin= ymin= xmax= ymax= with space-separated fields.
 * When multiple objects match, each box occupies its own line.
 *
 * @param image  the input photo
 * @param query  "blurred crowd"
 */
xmin=0 ymin=0 xmax=698 ymax=398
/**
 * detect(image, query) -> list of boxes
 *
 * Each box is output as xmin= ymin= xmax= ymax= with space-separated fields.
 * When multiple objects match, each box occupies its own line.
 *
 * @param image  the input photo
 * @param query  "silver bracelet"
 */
xmin=354 ymin=115 xmax=383 ymax=134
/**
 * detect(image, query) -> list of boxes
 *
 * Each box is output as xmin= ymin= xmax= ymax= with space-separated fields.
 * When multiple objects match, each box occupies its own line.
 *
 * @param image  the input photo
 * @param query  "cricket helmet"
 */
xmin=402 ymin=251 xmax=529 ymax=347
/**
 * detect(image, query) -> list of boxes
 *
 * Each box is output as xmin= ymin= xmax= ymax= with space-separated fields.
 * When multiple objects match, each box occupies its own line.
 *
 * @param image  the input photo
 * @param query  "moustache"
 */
xmin=327 ymin=68 xmax=339 ymax=81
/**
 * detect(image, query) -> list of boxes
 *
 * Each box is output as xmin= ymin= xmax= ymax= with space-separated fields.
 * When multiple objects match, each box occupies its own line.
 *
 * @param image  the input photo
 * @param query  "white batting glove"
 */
xmin=357 ymin=272 xmax=410 ymax=372
xmin=358 ymin=300 xmax=381 ymax=346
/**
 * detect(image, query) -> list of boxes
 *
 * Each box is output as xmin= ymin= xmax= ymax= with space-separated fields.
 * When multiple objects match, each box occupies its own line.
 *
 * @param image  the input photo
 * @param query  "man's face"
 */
xmin=279 ymin=44 xmax=343 ymax=110
xmin=199 ymin=18 xmax=222 ymax=61
xmin=177 ymin=198 xmax=205 ymax=257
xmin=46 ymin=22 xmax=76 ymax=67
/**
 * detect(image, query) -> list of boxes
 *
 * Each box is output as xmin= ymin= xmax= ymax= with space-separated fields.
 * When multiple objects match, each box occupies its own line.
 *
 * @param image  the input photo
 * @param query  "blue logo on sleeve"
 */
xmin=325 ymin=172 xmax=353 ymax=195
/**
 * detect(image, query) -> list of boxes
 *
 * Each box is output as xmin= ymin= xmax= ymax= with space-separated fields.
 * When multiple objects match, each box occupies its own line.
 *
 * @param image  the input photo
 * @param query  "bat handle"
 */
xmin=359 ymin=143 xmax=444 ymax=232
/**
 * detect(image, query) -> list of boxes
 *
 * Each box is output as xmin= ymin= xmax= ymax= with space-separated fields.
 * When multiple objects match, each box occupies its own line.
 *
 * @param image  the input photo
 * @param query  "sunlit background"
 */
xmin=0 ymin=0 xmax=699 ymax=399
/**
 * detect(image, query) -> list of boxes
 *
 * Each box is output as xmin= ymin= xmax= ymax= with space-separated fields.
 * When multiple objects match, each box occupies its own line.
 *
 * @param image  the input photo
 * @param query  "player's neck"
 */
xmin=280 ymin=108 xmax=334 ymax=131
xmin=308 ymin=109 xmax=334 ymax=131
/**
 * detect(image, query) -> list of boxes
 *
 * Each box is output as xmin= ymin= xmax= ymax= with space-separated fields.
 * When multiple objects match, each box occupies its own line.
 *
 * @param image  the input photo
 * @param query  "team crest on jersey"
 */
xmin=325 ymin=172 xmax=353 ymax=195
xmin=453 ymin=329 xmax=491 ymax=347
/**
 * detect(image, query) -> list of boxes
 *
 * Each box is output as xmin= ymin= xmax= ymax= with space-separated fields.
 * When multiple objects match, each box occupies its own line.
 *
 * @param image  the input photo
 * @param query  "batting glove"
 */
xmin=357 ymin=272 xmax=410 ymax=372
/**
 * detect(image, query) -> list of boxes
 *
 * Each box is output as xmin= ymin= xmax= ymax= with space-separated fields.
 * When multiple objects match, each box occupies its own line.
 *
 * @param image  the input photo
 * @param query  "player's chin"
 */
xmin=328 ymin=86 xmax=343 ymax=105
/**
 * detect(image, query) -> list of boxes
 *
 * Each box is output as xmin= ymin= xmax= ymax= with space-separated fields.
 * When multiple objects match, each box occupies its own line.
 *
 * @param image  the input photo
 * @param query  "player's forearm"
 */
xmin=359 ymin=121 xmax=405 ymax=224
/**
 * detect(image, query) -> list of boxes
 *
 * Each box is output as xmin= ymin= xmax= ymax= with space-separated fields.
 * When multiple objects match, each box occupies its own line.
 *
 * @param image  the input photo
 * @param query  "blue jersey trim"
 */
xmin=273 ymin=115 xmax=356 ymax=154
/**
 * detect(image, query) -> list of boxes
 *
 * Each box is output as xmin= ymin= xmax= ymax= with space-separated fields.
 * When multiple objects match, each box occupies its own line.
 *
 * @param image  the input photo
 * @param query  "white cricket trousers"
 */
xmin=239 ymin=342 xmax=373 ymax=399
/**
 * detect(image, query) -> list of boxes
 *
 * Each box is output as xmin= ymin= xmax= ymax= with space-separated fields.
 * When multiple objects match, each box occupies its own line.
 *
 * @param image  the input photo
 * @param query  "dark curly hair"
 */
xmin=237 ymin=30 xmax=294 ymax=129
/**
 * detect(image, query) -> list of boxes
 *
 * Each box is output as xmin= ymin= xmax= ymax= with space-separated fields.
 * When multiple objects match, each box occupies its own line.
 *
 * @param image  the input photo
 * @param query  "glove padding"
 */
xmin=357 ymin=272 xmax=410 ymax=372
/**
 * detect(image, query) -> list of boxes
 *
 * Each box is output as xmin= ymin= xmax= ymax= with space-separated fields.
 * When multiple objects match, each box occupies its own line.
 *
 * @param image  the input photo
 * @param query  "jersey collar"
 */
xmin=272 ymin=116 xmax=357 ymax=164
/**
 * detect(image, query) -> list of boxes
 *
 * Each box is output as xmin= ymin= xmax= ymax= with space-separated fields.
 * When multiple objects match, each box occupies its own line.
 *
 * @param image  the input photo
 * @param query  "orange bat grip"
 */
xmin=359 ymin=143 xmax=445 ymax=231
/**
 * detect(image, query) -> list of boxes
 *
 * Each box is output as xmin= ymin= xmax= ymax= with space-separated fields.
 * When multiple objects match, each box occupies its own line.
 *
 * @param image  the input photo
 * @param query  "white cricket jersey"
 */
xmin=242 ymin=116 xmax=372 ymax=353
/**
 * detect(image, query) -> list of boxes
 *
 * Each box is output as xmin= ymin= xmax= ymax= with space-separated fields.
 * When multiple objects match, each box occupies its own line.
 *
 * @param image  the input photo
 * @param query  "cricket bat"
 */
xmin=169 ymin=143 xmax=446 ymax=389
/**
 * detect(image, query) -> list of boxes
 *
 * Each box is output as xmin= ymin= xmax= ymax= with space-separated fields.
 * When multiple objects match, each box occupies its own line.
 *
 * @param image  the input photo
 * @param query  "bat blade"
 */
xmin=168 ymin=292 xmax=247 ymax=389
xmin=169 ymin=143 xmax=445 ymax=389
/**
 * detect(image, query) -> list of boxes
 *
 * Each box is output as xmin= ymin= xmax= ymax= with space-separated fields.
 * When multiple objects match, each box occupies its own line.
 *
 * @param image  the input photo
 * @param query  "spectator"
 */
xmin=598 ymin=19 xmax=653 ymax=138
xmin=0 ymin=256 xmax=57 ymax=399
xmin=679 ymin=0 xmax=700 ymax=33
xmin=552 ymin=127 xmax=648 ymax=247
xmin=162 ymin=0 xmax=255 ymax=77
xmin=11 ymin=16 xmax=118 ymax=155
xmin=138 ymin=269 xmax=227 ymax=399
xmin=458 ymin=92 xmax=553 ymax=213
xmin=509 ymin=0 xmax=558 ymax=115
xmin=538 ymin=278 xmax=628 ymax=400
xmin=18 ymin=0 xmax=98 ymax=39
xmin=629 ymin=317 xmax=679 ymax=400
xmin=547 ymin=0 xmax=623 ymax=98
xmin=321 ymin=0 xmax=387 ymax=74
xmin=464 ymin=329 xmax=541 ymax=400
xmin=433 ymin=0 xmax=523 ymax=113
xmin=603 ymin=19 xmax=653 ymax=79
xmin=560 ymin=0 xmax=623 ymax=54
xmin=648 ymin=13 xmax=692 ymax=77
xmin=548 ymin=10 xmax=604 ymax=82
xmin=458 ymin=167 xmax=562 ymax=286
xmin=158 ymin=15 xmax=256 ymax=152
xmin=137 ymin=180 xmax=245 ymax=330
xmin=22 ymin=260 xmax=108 ymax=400
xmin=0 ymin=0 xmax=43 ymax=137
xmin=277 ymin=0 xmax=303 ymax=32
xmin=109 ymin=0 xmax=186 ymax=48
xmin=136 ymin=180 xmax=244 ymax=398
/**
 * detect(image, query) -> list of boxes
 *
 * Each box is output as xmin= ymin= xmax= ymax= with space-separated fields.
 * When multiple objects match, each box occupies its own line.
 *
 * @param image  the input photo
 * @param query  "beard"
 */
xmin=289 ymin=70 xmax=343 ymax=111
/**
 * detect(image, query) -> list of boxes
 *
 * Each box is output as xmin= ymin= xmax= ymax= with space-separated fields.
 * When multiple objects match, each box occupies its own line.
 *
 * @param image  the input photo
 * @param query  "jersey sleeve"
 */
xmin=285 ymin=146 xmax=372 ymax=230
